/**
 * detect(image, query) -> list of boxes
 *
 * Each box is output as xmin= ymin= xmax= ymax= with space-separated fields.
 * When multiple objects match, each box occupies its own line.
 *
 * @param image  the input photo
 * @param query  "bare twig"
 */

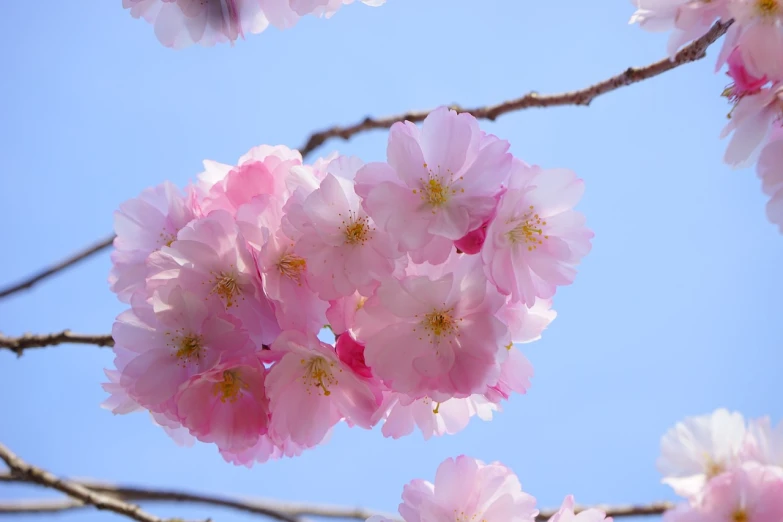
xmin=0 ymin=473 xmax=675 ymax=521
xmin=0 ymin=331 xmax=114 ymax=356
xmin=0 ymin=234 xmax=115 ymax=300
xmin=0 ymin=444 xmax=200 ymax=522
xmin=299 ymin=20 xmax=732 ymax=157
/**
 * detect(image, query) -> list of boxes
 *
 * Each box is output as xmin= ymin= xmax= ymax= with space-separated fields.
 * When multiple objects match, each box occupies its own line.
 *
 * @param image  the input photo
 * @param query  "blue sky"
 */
xmin=1 ymin=2 xmax=781 ymax=521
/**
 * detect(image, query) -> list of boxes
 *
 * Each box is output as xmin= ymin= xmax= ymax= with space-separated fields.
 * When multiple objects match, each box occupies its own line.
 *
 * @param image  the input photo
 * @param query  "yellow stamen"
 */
xmin=507 ymin=205 xmax=549 ymax=252
xmin=301 ymin=357 xmax=338 ymax=396
xmin=705 ymin=456 xmax=724 ymax=479
xmin=432 ymin=402 xmax=441 ymax=414
xmin=213 ymin=370 xmax=248 ymax=403
xmin=732 ymin=510 xmax=748 ymax=522
xmin=342 ymin=212 xmax=372 ymax=245
xmin=175 ymin=334 xmax=204 ymax=365
xmin=756 ymin=0 xmax=780 ymax=16
xmin=277 ymin=253 xmax=307 ymax=284
xmin=423 ymin=309 xmax=456 ymax=337
xmin=212 ymin=271 xmax=241 ymax=307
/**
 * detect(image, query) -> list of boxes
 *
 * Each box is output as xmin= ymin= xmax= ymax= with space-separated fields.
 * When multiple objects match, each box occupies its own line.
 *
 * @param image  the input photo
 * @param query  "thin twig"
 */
xmin=0 ymin=473 xmax=676 ymax=520
xmin=0 ymin=331 xmax=114 ymax=357
xmin=0 ymin=444 xmax=202 ymax=522
xmin=0 ymin=234 xmax=115 ymax=300
xmin=298 ymin=20 xmax=732 ymax=157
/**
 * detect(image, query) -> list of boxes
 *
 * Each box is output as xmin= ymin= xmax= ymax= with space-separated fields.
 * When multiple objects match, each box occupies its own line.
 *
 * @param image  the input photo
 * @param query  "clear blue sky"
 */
xmin=1 ymin=2 xmax=781 ymax=521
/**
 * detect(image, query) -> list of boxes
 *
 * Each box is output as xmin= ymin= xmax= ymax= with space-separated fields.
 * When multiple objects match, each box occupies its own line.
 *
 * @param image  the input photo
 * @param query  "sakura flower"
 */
xmin=335 ymin=333 xmax=372 ymax=379
xmin=265 ymin=330 xmax=382 ymax=447
xmin=147 ymin=209 xmax=280 ymax=345
xmin=112 ymin=287 xmax=255 ymax=414
xmin=355 ymin=254 xmax=508 ymax=401
xmin=756 ymin=130 xmax=783 ymax=233
xmin=691 ymin=463 xmax=783 ymax=522
xmin=484 ymin=346 xmax=534 ymax=404
xmin=109 ymin=181 xmax=195 ymax=302
xmin=500 ymin=297 xmax=557 ymax=344
xmin=285 ymin=156 xmax=404 ymax=300
xmin=375 ymin=392 xmax=498 ymax=440
xmin=727 ymin=0 xmax=783 ymax=81
xmin=745 ymin=417 xmax=783 ymax=468
xmin=725 ymin=47 xmax=769 ymax=102
xmin=657 ymin=408 xmax=747 ymax=498
xmin=722 ymin=84 xmax=783 ymax=168
xmin=482 ymin=159 xmax=593 ymax=307
xmin=398 ymin=455 xmax=539 ymax=522
xmin=123 ymin=0 xmax=270 ymax=49
xmin=549 ymin=495 xmax=613 ymax=522
xmin=176 ymin=355 xmax=271 ymax=454
xmin=355 ymin=106 xmax=512 ymax=264
xmin=326 ymin=291 xmax=366 ymax=335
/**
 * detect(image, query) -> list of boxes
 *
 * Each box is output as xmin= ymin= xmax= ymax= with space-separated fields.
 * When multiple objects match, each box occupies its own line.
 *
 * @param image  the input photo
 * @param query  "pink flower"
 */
xmin=484 ymin=346 xmax=534 ymax=404
xmin=549 ymin=495 xmax=613 ymax=522
xmin=111 ymin=287 xmax=254 ymax=414
xmin=218 ymin=433 xmax=308 ymax=467
xmin=355 ymin=107 xmax=512 ymax=264
xmin=500 ymin=297 xmax=557 ymax=344
xmin=745 ymin=416 xmax=783 ymax=468
xmin=176 ymin=355 xmax=271 ymax=454
xmin=335 ymin=333 xmax=373 ymax=379
xmin=375 ymin=392 xmax=498 ymax=440
xmin=109 ymin=181 xmax=195 ymax=302
xmin=398 ymin=455 xmax=539 ymax=522
xmin=727 ymin=1 xmax=783 ymax=81
xmin=123 ymin=0 xmax=269 ymax=49
xmin=482 ymin=159 xmax=593 ymax=307
xmin=147 ymin=209 xmax=280 ymax=346
xmin=355 ymin=254 xmax=508 ymax=401
xmin=265 ymin=330 xmax=382 ymax=447
xmin=657 ymin=409 xmax=747 ymax=498
xmin=726 ymin=47 xmax=769 ymax=100
xmin=722 ymin=84 xmax=783 ymax=168
xmin=326 ymin=291 xmax=366 ymax=335
xmin=285 ymin=156 xmax=405 ymax=300
xmin=757 ymin=131 xmax=783 ymax=233
xmin=692 ymin=463 xmax=783 ymax=522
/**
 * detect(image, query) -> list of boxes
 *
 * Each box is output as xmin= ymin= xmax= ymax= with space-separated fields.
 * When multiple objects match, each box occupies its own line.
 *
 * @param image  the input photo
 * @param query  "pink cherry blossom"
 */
xmin=757 ymin=130 xmax=783 ymax=233
xmin=265 ymin=330 xmax=382 ymax=447
xmin=176 ymin=355 xmax=271 ymax=454
xmin=109 ymin=181 xmax=196 ymax=302
xmin=727 ymin=1 xmax=783 ymax=81
xmin=549 ymin=495 xmax=613 ymax=522
xmin=657 ymin=408 xmax=747 ymax=498
xmin=482 ymin=159 xmax=593 ymax=307
xmin=355 ymin=106 xmax=512 ymax=264
xmin=123 ymin=0 xmax=269 ymax=49
xmin=726 ymin=47 xmax=769 ymax=101
xmin=326 ymin=291 xmax=366 ymax=335
xmin=722 ymin=84 xmax=783 ymax=168
xmin=147 ymin=209 xmax=280 ymax=345
xmin=335 ymin=333 xmax=372 ymax=379
xmin=745 ymin=416 xmax=783 ymax=468
xmin=691 ymin=463 xmax=783 ymax=522
xmin=375 ymin=392 xmax=498 ymax=440
xmin=500 ymin=297 xmax=557 ymax=344
xmin=355 ymin=254 xmax=508 ymax=401
xmin=285 ymin=156 xmax=404 ymax=300
xmin=484 ymin=346 xmax=534 ymax=404
xmin=398 ymin=455 xmax=539 ymax=522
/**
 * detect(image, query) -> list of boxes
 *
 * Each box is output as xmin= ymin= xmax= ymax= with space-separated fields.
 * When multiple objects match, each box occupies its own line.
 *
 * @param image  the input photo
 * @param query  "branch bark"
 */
xmin=0 ymin=444 xmax=202 ymax=522
xmin=298 ymin=20 xmax=731 ymax=157
xmin=0 ymin=473 xmax=675 ymax=520
xmin=0 ymin=331 xmax=114 ymax=357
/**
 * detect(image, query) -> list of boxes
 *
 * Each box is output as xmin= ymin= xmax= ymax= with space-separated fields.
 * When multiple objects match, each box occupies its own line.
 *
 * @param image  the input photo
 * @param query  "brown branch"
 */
xmin=0 ymin=473 xmax=674 ymax=521
xmin=299 ymin=20 xmax=732 ymax=157
xmin=0 ymin=330 xmax=114 ymax=357
xmin=0 ymin=444 xmax=202 ymax=522
xmin=0 ymin=234 xmax=115 ymax=300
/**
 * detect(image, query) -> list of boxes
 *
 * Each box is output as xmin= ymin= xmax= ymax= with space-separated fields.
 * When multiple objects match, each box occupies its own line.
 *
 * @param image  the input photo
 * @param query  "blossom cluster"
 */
xmin=363 ymin=455 xmax=612 ymax=522
xmin=102 ymin=106 xmax=592 ymax=465
xmin=123 ymin=0 xmax=385 ymax=48
xmin=629 ymin=0 xmax=783 ymax=233
xmin=657 ymin=409 xmax=783 ymax=522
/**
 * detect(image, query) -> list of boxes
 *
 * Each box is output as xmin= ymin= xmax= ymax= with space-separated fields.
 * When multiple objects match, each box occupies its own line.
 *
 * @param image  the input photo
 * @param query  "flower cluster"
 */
xmin=123 ymin=0 xmax=385 ymax=48
xmin=658 ymin=409 xmax=783 ymax=522
xmin=363 ymin=455 xmax=612 ymax=522
xmin=102 ymin=106 xmax=591 ymax=465
xmin=629 ymin=0 xmax=783 ymax=233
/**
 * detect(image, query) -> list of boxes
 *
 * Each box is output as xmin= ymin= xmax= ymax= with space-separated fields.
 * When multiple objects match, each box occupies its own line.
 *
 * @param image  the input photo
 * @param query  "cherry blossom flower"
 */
xmin=355 ymin=254 xmax=508 ymax=401
xmin=690 ymin=463 xmax=783 ymax=522
xmin=109 ymin=181 xmax=196 ymax=302
xmin=285 ymin=156 xmax=404 ymax=300
xmin=757 ymin=129 xmax=783 ymax=233
xmin=549 ymin=495 xmax=613 ymax=522
xmin=727 ymin=0 xmax=783 ymax=81
xmin=334 ymin=333 xmax=372 ymax=379
xmin=265 ymin=330 xmax=382 ymax=447
xmin=398 ymin=455 xmax=539 ymax=522
xmin=484 ymin=346 xmax=534 ymax=404
xmin=326 ymin=291 xmax=366 ymax=335
xmin=482 ymin=159 xmax=593 ymax=307
xmin=722 ymin=84 xmax=783 ymax=168
xmin=725 ymin=47 xmax=769 ymax=102
xmin=657 ymin=408 xmax=748 ymax=498
xmin=355 ymin=106 xmax=512 ymax=264
xmin=745 ymin=416 xmax=783 ymax=468
xmin=628 ymin=0 xmax=727 ymax=57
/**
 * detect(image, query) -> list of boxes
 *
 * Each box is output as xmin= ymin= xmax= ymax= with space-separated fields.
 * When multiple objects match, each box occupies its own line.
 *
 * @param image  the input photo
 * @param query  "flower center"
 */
xmin=342 ymin=212 xmax=372 ymax=245
xmin=213 ymin=370 xmax=248 ymax=403
xmin=422 ymin=309 xmax=457 ymax=337
xmin=732 ymin=510 xmax=748 ymax=522
xmin=159 ymin=229 xmax=177 ymax=248
xmin=174 ymin=334 xmax=204 ymax=365
xmin=756 ymin=0 xmax=780 ymax=16
xmin=454 ymin=511 xmax=487 ymax=522
xmin=412 ymin=163 xmax=464 ymax=210
xmin=507 ymin=205 xmax=549 ymax=251
xmin=277 ymin=253 xmax=307 ymax=284
xmin=301 ymin=356 xmax=338 ymax=396
xmin=704 ymin=456 xmax=724 ymax=478
xmin=212 ymin=271 xmax=241 ymax=308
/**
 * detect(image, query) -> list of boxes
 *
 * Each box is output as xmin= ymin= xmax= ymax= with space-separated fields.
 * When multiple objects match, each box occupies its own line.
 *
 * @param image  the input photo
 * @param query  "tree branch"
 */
xmin=0 ymin=331 xmax=114 ymax=357
xmin=0 ymin=473 xmax=675 ymax=521
xmin=0 ymin=234 xmax=115 ymax=300
xmin=298 ymin=20 xmax=732 ymax=157
xmin=0 ymin=444 xmax=201 ymax=522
